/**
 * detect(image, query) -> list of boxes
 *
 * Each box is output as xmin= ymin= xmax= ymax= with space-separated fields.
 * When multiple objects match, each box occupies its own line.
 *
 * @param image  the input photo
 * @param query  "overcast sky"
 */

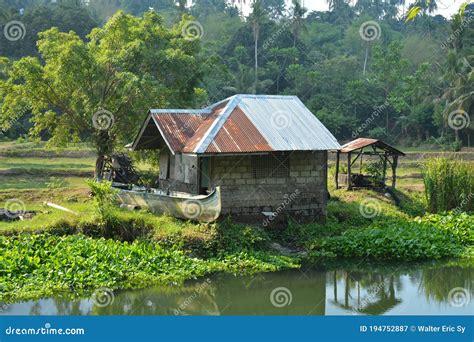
xmin=239 ymin=0 xmax=462 ymax=18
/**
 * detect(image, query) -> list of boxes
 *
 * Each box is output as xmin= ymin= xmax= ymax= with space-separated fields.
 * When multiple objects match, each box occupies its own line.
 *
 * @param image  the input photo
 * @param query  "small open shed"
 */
xmin=334 ymin=138 xmax=405 ymax=190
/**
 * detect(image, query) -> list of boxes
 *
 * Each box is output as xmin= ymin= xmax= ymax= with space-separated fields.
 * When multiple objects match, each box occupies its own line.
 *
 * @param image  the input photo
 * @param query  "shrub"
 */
xmin=308 ymin=213 xmax=473 ymax=260
xmin=86 ymin=180 xmax=119 ymax=230
xmin=422 ymin=158 xmax=474 ymax=213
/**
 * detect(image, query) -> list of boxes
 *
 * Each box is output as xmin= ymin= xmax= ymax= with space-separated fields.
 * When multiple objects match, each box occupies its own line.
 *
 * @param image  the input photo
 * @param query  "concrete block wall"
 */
xmin=209 ymin=151 xmax=328 ymax=224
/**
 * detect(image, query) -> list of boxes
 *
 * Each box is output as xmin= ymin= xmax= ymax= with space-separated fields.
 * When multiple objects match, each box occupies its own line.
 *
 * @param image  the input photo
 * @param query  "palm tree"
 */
xmin=327 ymin=0 xmax=348 ymax=11
xmin=418 ymin=0 xmax=437 ymax=14
xmin=230 ymin=0 xmax=246 ymax=14
xmin=248 ymin=0 xmax=266 ymax=94
xmin=176 ymin=0 xmax=188 ymax=12
xmin=439 ymin=50 xmax=473 ymax=143
xmin=290 ymin=0 xmax=307 ymax=47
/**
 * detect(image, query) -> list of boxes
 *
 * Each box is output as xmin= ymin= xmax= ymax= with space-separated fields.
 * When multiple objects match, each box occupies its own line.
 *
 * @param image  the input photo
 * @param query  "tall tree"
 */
xmin=0 ymin=11 xmax=203 ymax=175
xmin=248 ymin=0 xmax=266 ymax=93
xmin=290 ymin=0 xmax=307 ymax=47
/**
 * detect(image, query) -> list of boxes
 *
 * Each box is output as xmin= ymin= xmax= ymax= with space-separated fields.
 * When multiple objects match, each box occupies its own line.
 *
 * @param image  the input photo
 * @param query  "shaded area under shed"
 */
xmin=334 ymin=138 xmax=405 ymax=190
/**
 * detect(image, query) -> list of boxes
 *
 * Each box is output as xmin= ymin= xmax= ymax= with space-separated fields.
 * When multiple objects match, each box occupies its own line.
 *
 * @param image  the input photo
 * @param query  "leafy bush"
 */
xmin=310 ymin=223 xmax=464 ymax=260
xmin=422 ymin=158 xmax=474 ymax=213
xmin=308 ymin=213 xmax=473 ymax=260
xmin=416 ymin=212 xmax=474 ymax=246
xmin=86 ymin=179 xmax=119 ymax=229
xmin=0 ymin=233 xmax=297 ymax=302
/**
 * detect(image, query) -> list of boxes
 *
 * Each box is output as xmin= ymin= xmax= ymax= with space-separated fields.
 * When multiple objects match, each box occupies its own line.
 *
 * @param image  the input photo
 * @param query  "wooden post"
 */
xmin=382 ymin=154 xmax=387 ymax=186
xmin=392 ymin=155 xmax=398 ymax=188
xmin=335 ymin=151 xmax=340 ymax=189
xmin=347 ymin=152 xmax=352 ymax=190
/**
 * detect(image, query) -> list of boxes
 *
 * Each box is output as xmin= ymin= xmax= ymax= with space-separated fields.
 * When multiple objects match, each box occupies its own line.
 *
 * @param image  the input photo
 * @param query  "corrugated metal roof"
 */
xmin=341 ymin=138 xmax=405 ymax=155
xmin=182 ymin=101 xmax=229 ymax=153
xmin=134 ymin=95 xmax=341 ymax=154
xmin=151 ymin=112 xmax=208 ymax=153
xmin=341 ymin=138 xmax=379 ymax=153
xmin=193 ymin=95 xmax=340 ymax=153
xmin=239 ymin=95 xmax=340 ymax=151
xmin=205 ymin=106 xmax=272 ymax=153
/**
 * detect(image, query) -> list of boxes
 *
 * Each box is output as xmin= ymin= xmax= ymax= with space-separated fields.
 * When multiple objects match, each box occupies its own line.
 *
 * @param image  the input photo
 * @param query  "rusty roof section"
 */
xmin=182 ymin=101 xmax=229 ymax=153
xmin=340 ymin=138 xmax=405 ymax=155
xmin=133 ymin=95 xmax=341 ymax=154
xmin=150 ymin=111 xmax=209 ymax=153
xmin=205 ymin=106 xmax=272 ymax=153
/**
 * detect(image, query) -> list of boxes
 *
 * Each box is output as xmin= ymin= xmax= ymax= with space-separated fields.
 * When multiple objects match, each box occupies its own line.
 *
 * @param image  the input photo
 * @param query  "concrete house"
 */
xmin=132 ymin=94 xmax=341 ymax=224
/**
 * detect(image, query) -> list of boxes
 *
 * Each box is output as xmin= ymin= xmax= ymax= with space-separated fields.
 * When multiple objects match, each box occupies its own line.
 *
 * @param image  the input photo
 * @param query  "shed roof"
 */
xmin=132 ymin=94 xmax=341 ymax=154
xmin=340 ymin=138 xmax=405 ymax=156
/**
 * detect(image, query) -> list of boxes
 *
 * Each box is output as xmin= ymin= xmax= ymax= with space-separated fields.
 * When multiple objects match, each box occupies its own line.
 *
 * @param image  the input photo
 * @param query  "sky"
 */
xmin=239 ymin=0 xmax=463 ymax=18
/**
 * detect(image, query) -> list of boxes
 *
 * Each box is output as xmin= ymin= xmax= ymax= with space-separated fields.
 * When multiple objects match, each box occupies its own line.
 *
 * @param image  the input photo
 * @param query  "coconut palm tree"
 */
xmin=248 ymin=0 xmax=266 ymax=93
xmin=418 ymin=0 xmax=437 ymax=14
xmin=229 ymin=0 xmax=246 ymax=14
xmin=290 ymin=0 xmax=307 ymax=47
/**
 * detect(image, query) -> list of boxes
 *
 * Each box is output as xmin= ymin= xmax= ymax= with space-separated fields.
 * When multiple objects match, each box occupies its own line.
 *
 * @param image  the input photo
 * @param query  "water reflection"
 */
xmin=2 ymin=260 xmax=473 ymax=316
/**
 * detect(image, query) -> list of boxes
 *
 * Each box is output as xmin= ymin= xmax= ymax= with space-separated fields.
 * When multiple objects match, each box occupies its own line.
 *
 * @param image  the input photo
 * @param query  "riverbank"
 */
xmin=1 ymin=189 xmax=472 ymax=303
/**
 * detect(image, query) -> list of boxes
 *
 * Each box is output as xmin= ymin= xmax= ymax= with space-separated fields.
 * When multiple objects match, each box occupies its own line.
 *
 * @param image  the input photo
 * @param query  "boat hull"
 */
xmin=116 ymin=186 xmax=221 ymax=223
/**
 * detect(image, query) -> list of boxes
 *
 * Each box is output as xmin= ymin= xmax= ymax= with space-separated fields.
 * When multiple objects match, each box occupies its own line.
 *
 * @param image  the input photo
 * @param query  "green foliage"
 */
xmin=309 ymin=213 xmax=473 ymax=260
xmin=86 ymin=180 xmax=119 ymax=225
xmin=0 ymin=233 xmax=298 ymax=302
xmin=422 ymin=158 xmax=474 ymax=213
xmin=214 ymin=217 xmax=270 ymax=255
xmin=0 ymin=11 xmax=204 ymax=154
xmin=416 ymin=212 xmax=474 ymax=246
xmin=1 ymin=0 xmax=472 ymax=147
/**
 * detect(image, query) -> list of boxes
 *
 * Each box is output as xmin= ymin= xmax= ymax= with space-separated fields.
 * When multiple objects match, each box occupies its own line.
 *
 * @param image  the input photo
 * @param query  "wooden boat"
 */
xmin=113 ymin=184 xmax=221 ymax=223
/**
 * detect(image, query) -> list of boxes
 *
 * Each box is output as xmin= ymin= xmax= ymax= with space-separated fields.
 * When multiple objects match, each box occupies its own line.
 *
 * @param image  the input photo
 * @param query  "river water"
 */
xmin=2 ymin=260 xmax=473 ymax=316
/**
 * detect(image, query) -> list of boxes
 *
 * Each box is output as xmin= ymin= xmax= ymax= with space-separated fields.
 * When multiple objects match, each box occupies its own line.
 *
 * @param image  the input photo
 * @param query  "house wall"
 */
xmin=159 ymin=151 xmax=199 ymax=193
xmin=208 ymin=151 xmax=328 ymax=224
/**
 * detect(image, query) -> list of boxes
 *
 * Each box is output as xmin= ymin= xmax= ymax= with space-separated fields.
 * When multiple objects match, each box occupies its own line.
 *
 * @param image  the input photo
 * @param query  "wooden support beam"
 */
xmin=392 ymin=155 xmax=398 ymax=188
xmin=382 ymin=153 xmax=387 ymax=186
xmin=335 ymin=151 xmax=340 ymax=189
xmin=347 ymin=152 xmax=352 ymax=190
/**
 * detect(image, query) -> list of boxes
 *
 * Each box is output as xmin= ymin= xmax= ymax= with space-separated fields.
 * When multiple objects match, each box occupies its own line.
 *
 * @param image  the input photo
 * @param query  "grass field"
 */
xmin=1 ymin=141 xmax=472 ymax=302
xmin=1 ymin=141 xmax=473 ymax=202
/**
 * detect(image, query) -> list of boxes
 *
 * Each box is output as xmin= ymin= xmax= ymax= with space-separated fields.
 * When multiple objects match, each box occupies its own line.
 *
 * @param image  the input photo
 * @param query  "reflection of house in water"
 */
xmin=213 ymin=270 xmax=326 ymax=315
xmin=84 ymin=270 xmax=327 ymax=315
xmin=329 ymin=270 xmax=401 ymax=315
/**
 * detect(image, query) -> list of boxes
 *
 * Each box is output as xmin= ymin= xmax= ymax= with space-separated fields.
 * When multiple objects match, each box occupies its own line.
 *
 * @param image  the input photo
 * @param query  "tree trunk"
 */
xmin=254 ymin=26 xmax=259 ymax=94
xmin=94 ymin=130 xmax=113 ymax=181
xmin=95 ymin=155 xmax=105 ymax=181
xmin=363 ymin=44 xmax=369 ymax=76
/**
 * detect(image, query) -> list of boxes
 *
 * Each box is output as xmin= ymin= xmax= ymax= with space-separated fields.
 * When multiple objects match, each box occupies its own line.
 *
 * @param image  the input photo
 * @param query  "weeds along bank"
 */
xmin=0 ymin=189 xmax=473 ymax=303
